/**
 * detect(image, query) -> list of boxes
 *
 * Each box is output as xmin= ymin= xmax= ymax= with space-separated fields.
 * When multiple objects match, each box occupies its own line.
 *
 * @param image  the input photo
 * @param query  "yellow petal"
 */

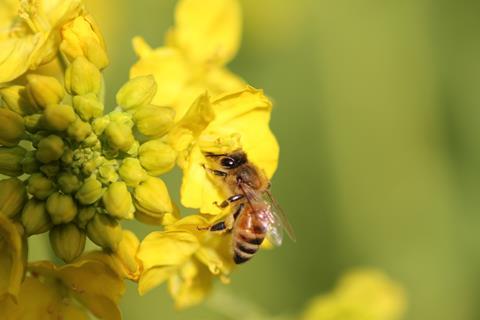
xmin=138 ymin=266 xmax=177 ymax=296
xmin=171 ymin=0 xmax=241 ymax=65
xmin=0 ymin=35 xmax=44 ymax=83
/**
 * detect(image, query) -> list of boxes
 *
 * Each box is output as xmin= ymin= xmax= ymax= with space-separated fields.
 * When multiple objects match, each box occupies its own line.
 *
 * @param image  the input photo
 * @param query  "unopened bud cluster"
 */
xmin=0 ymin=58 xmax=177 ymax=262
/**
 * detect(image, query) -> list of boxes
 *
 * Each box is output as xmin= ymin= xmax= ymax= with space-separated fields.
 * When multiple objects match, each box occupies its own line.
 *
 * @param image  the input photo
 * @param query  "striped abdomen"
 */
xmin=232 ymin=206 xmax=267 ymax=264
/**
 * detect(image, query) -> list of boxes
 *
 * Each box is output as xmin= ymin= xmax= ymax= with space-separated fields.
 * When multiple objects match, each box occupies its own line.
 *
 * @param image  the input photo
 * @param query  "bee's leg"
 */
xmin=202 ymin=164 xmax=228 ymax=179
xmin=214 ymin=194 xmax=244 ymax=209
xmin=202 ymin=214 xmax=235 ymax=233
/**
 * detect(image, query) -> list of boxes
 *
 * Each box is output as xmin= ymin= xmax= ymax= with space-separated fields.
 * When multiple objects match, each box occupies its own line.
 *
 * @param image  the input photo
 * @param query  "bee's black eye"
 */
xmin=221 ymin=157 xmax=236 ymax=168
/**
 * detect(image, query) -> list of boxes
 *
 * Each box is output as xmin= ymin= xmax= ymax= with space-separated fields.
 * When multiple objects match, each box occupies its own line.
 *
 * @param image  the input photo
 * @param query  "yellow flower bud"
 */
xmin=134 ymin=177 xmax=173 ymax=223
xmin=24 ymin=114 xmax=43 ymax=133
xmin=65 ymin=57 xmax=102 ymax=96
xmin=35 ymin=135 xmax=65 ymax=163
xmin=134 ymin=105 xmax=175 ymax=137
xmin=119 ymin=158 xmax=147 ymax=187
xmin=49 ymin=223 xmax=86 ymax=262
xmin=42 ymin=104 xmax=76 ymax=131
xmin=86 ymin=213 xmax=123 ymax=251
xmin=21 ymin=150 xmax=39 ymax=174
xmin=139 ymin=140 xmax=176 ymax=175
xmin=0 ymin=86 xmax=37 ymax=115
xmin=109 ymin=110 xmax=134 ymax=128
xmin=27 ymin=173 xmax=55 ymax=200
xmin=67 ymin=118 xmax=92 ymax=142
xmin=20 ymin=199 xmax=51 ymax=236
xmin=102 ymin=181 xmax=134 ymax=219
xmin=75 ymin=176 xmax=104 ymax=205
xmin=61 ymin=148 xmax=74 ymax=165
xmin=0 ymin=146 xmax=26 ymax=176
xmin=46 ymin=192 xmax=78 ymax=225
xmin=60 ymin=15 xmax=109 ymax=69
xmin=75 ymin=206 xmax=96 ymax=229
xmin=40 ymin=163 xmax=60 ymax=178
xmin=57 ymin=172 xmax=82 ymax=194
xmin=92 ymin=116 xmax=110 ymax=135
xmin=0 ymin=108 xmax=25 ymax=146
xmin=26 ymin=74 xmax=64 ymax=108
xmin=104 ymin=122 xmax=135 ymax=152
xmin=116 ymin=75 xmax=157 ymax=110
xmin=98 ymin=163 xmax=119 ymax=184
xmin=72 ymin=93 xmax=104 ymax=121
xmin=0 ymin=178 xmax=27 ymax=218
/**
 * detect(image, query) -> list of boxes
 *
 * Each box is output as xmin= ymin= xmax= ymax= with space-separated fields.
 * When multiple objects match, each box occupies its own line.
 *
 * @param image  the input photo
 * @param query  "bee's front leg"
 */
xmin=213 ymin=194 xmax=244 ymax=209
xmin=200 ymin=215 xmax=235 ymax=233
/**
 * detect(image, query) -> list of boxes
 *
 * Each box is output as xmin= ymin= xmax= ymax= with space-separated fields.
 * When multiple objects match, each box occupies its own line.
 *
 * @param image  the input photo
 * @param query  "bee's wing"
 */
xmin=262 ymin=190 xmax=296 ymax=243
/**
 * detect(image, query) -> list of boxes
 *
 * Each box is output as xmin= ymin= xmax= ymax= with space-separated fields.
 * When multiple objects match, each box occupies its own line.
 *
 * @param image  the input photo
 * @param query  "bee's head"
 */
xmin=204 ymin=150 xmax=247 ymax=170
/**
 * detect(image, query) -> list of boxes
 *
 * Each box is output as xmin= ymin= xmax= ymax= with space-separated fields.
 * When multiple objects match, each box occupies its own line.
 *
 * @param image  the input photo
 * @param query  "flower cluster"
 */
xmin=0 ymin=0 xmax=279 ymax=317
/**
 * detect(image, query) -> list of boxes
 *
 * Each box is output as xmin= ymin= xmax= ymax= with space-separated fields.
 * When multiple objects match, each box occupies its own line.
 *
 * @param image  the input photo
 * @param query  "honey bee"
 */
xmin=202 ymin=150 xmax=295 ymax=264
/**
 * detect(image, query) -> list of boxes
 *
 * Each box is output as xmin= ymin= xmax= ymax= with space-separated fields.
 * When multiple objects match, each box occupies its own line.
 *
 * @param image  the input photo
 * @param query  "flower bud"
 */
xmin=57 ymin=172 xmax=82 ymax=194
xmin=49 ymin=223 xmax=86 ymax=262
xmin=27 ymin=173 xmax=55 ymax=200
xmin=116 ymin=75 xmax=157 ymax=110
xmin=75 ymin=176 xmax=104 ymax=205
xmin=72 ymin=93 xmax=104 ymax=121
xmin=40 ymin=163 xmax=60 ymax=177
xmin=98 ymin=163 xmax=119 ymax=184
xmin=26 ymin=74 xmax=64 ymax=108
xmin=46 ymin=192 xmax=78 ymax=225
xmin=65 ymin=57 xmax=102 ymax=95
xmin=134 ymin=105 xmax=175 ymax=137
xmin=42 ymin=104 xmax=76 ymax=131
xmin=0 ymin=85 xmax=37 ymax=115
xmin=104 ymin=122 xmax=135 ymax=152
xmin=24 ymin=114 xmax=43 ymax=133
xmin=92 ymin=116 xmax=110 ymax=135
xmin=36 ymin=135 xmax=64 ymax=163
xmin=102 ymin=181 xmax=134 ymax=219
xmin=21 ymin=150 xmax=39 ymax=174
xmin=118 ymin=158 xmax=147 ymax=187
xmin=75 ymin=206 xmax=96 ymax=229
xmin=67 ymin=118 xmax=92 ymax=142
xmin=115 ymin=230 xmax=140 ymax=280
xmin=86 ymin=213 xmax=122 ymax=251
xmin=138 ymin=140 xmax=176 ymax=175
xmin=60 ymin=15 xmax=109 ymax=69
xmin=61 ymin=148 xmax=74 ymax=165
xmin=0 ymin=146 xmax=26 ymax=176
xmin=20 ymin=199 xmax=51 ymax=235
xmin=0 ymin=178 xmax=27 ymax=218
xmin=134 ymin=177 xmax=173 ymax=222
xmin=0 ymin=108 xmax=25 ymax=146
xmin=109 ymin=110 xmax=134 ymax=128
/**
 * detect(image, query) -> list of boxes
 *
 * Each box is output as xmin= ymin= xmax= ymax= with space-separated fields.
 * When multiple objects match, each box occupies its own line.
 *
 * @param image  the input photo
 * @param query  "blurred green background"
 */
xmin=70 ymin=0 xmax=480 ymax=319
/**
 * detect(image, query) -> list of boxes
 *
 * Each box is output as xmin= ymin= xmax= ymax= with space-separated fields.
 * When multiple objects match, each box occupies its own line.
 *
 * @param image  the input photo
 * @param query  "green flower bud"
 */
xmin=46 ymin=192 xmax=78 ymax=224
xmin=134 ymin=177 xmax=173 ymax=220
xmin=86 ymin=213 xmax=122 ymax=251
xmin=75 ymin=206 xmax=96 ymax=229
xmin=24 ymin=114 xmax=43 ymax=133
xmin=81 ymin=159 xmax=97 ymax=176
xmin=0 ymin=85 xmax=37 ymax=115
xmin=82 ymin=133 xmax=99 ymax=147
xmin=0 ymin=108 xmax=25 ymax=146
xmin=0 ymin=146 xmax=26 ymax=176
xmin=26 ymin=74 xmax=64 ymax=108
xmin=21 ymin=150 xmax=39 ymax=174
xmin=102 ymin=181 xmax=134 ymax=219
xmin=104 ymin=122 xmax=135 ymax=152
xmin=67 ymin=118 xmax=92 ymax=142
xmin=61 ymin=148 xmax=74 ymax=165
xmin=0 ymin=178 xmax=27 ymax=218
xmin=138 ymin=140 xmax=176 ymax=175
xmin=118 ymin=158 xmax=147 ymax=187
xmin=20 ymin=199 xmax=51 ymax=235
xmin=65 ymin=57 xmax=102 ymax=95
xmin=27 ymin=173 xmax=55 ymax=199
xmin=36 ymin=135 xmax=64 ymax=163
xmin=49 ymin=223 xmax=86 ymax=262
xmin=72 ymin=93 xmax=104 ymax=121
xmin=98 ymin=163 xmax=119 ymax=184
xmin=75 ymin=176 xmax=104 ymax=205
xmin=92 ymin=116 xmax=110 ymax=135
xmin=134 ymin=105 xmax=175 ymax=137
xmin=57 ymin=172 xmax=82 ymax=194
xmin=116 ymin=75 xmax=157 ymax=110
xmin=42 ymin=104 xmax=76 ymax=131
xmin=39 ymin=163 xmax=60 ymax=177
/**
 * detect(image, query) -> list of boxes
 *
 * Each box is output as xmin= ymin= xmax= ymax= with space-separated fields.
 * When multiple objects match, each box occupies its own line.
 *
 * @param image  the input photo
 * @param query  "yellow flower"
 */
xmin=302 ymin=269 xmax=407 ymax=320
xmin=2 ymin=256 xmax=125 ymax=320
xmin=0 ymin=0 xmax=86 ymax=83
xmin=137 ymin=214 xmax=233 ymax=308
xmin=169 ymin=87 xmax=279 ymax=214
xmin=129 ymin=0 xmax=244 ymax=121
xmin=0 ymin=215 xmax=27 ymax=304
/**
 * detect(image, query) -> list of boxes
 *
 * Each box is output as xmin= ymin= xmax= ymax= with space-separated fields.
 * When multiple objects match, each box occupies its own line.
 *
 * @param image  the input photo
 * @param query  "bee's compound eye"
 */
xmin=221 ymin=157 xmax=236 ymax=168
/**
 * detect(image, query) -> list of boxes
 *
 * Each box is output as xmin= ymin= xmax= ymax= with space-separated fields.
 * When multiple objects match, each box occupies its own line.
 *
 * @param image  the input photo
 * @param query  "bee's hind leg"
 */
xmin=199 ymin=215 xmax=235 ymax=233
xmin=214 ymin=194 xmax=244 ymax=209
